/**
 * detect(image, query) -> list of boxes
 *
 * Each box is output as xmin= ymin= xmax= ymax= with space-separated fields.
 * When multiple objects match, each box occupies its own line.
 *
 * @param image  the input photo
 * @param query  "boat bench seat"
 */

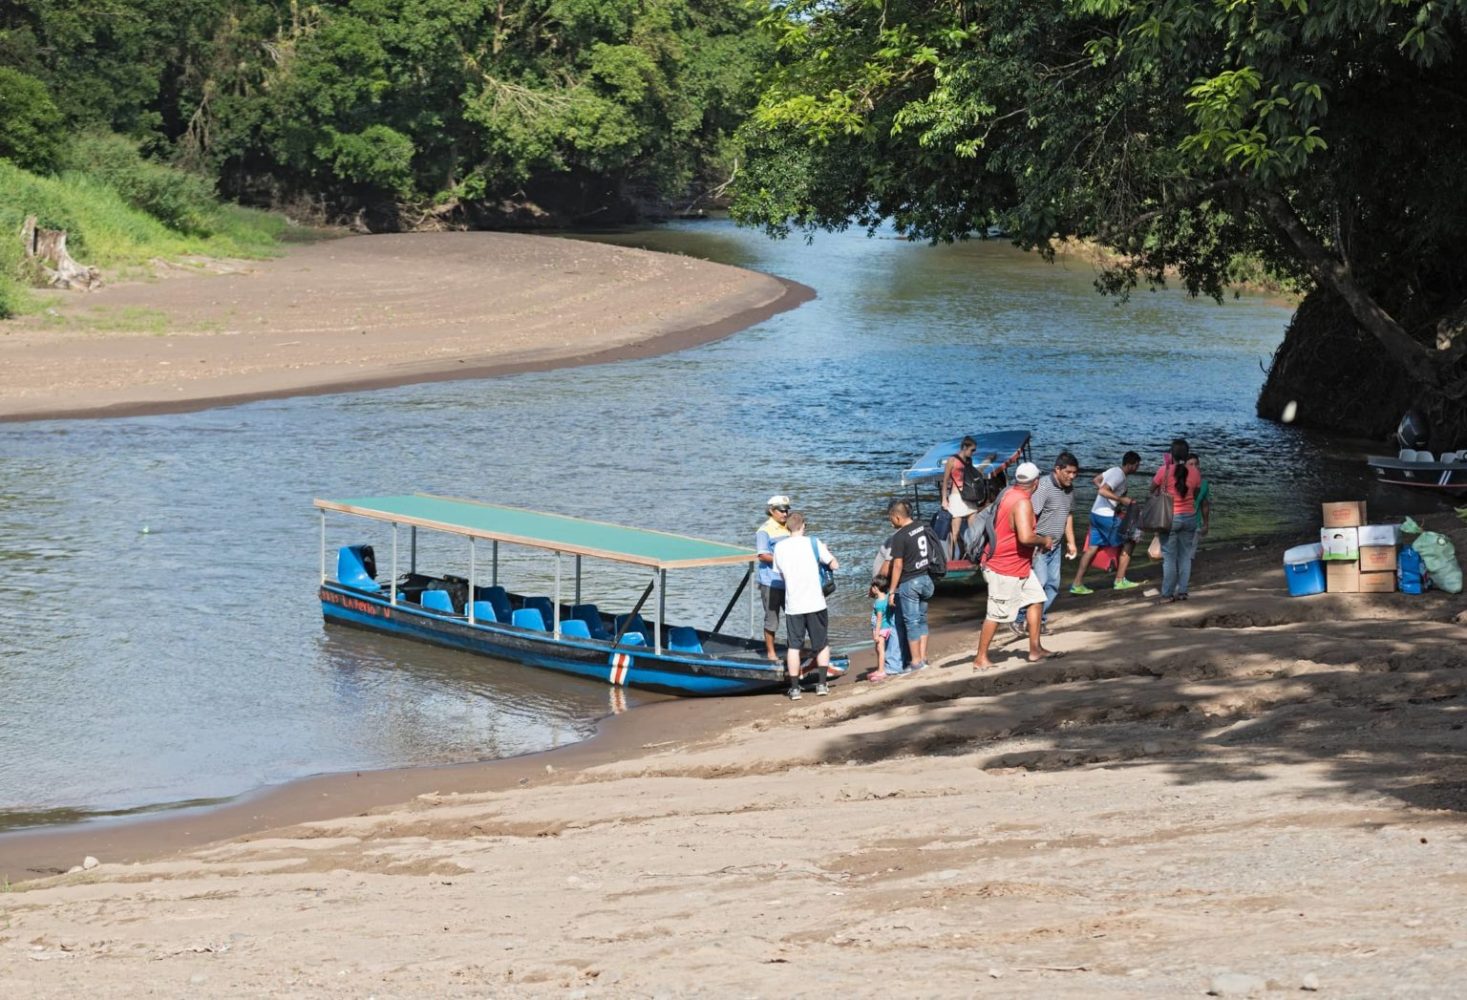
xmin=420 ymin=590 xmax=455 ymax=614
xmin=559 ymin=619 xmax=593 ymax=639
xmin=511 ymin=608 xmax=547 ymax=631
xmin=667 ymin=626 xmax=704 ymax=654
xmin=336 ymin=545 xmax=380 ymax=593
xmin=469 ymin=600 xmax=499 ymax=623
xmin=522 ymin=596 xmax=555 ymax=621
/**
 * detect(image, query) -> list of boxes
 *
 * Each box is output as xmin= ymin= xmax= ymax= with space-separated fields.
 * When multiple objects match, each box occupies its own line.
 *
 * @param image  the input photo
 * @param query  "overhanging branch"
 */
xmin=1261 ymin=189 xmax=1441 ymax=386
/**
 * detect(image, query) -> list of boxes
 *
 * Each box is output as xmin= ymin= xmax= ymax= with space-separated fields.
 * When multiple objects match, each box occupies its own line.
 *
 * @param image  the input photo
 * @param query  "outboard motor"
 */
xmin=1397 ymin=409 xmax=1431 ymax=451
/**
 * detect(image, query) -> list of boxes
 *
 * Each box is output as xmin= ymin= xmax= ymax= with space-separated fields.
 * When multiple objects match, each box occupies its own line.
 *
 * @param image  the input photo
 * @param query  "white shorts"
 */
xmin=983 ymin=567 xmax=1047 ymax=622
xmin=947 ymin=491 xmax=977 ymax=518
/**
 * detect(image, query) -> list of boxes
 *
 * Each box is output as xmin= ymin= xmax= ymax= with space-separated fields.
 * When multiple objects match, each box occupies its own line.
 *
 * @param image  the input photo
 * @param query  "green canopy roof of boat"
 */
xmin=315 ymin=494 xmax=756 ymax=569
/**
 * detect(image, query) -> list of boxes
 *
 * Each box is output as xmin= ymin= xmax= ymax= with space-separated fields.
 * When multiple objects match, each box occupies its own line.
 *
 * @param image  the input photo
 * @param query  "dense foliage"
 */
xmin=732 ymin=0 xmax=1467 ymax=432
xmin=1 ymin=0 xmax=769 ymax=223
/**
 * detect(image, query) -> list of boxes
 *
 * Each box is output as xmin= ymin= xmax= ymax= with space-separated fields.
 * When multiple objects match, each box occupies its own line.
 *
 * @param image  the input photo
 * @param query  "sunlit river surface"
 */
xmin=0 ymin=219 xmax=1420 ymax=829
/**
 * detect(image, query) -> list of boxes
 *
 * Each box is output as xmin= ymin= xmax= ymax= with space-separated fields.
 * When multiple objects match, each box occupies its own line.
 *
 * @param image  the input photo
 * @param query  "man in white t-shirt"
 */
xmin=1070 ymin=451 xmax=1142 ymax=594
xmin=770 ymin=511 xmax=839 ymax=700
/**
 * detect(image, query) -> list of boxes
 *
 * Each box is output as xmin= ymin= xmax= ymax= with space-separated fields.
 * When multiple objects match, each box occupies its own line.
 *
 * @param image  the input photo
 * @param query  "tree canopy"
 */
xmin=732 ymin=0 xmax=1467 ymax=424
xmin=1 ymin=0 xmax=770 ymax=223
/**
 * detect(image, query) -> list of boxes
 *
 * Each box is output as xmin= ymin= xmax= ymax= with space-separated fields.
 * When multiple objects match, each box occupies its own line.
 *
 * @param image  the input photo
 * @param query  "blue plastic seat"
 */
xmin=571 ymin=604 xmax=608 ymax=638
xmin=336 ymin=546 xmax=380 ymax=592
xmin=523 ymin=596 xmax=555 ymax=621
xmin=511 ymin=608 xmax=547 ymax=631
xmin=559 ymin=619 xmax=593 ymax=639
xmin=476 ymin=586 xmax=513 ymax=624
xmin=420 ymin=590 xmax=455 ymax=614
xmin=614 ymin=614 xmax=649 ymax=639
xmin=616 ymin=631 xmax=646 ymax=647
xmin=667 ymin=626 xmax=704 ymax=654
xmin=469 ymin=600 xmax=498 ymax=623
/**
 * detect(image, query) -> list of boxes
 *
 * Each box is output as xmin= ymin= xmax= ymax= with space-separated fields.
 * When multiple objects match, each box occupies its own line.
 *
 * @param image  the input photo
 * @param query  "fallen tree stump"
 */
xmin=19 ymin=215 xmax=102 ymax=291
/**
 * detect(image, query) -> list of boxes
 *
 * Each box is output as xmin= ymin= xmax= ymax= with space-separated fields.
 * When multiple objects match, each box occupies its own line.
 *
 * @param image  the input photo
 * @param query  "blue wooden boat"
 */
xmin=898 ymin=429 xmax=1032 ymax=587
xmin=314 ymin=494 xmax=847 ymax=696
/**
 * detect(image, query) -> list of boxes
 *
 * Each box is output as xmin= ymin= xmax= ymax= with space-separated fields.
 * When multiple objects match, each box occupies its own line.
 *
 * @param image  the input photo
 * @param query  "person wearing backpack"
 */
xmin=942 ymin=437 xmax=991 ymax=560
xmin=770 ymin=511 xmax=840 ymax=699
xmin=883 ymin=499 xmax=943 ymax=673
xmin=974 ymin=462 xmax=1058 ymax=669
xmin=1012 ymin=451 xmax=1079 ymax=636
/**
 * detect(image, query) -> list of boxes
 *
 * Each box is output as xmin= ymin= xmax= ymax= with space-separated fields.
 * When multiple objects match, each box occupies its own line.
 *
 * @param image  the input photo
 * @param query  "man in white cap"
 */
xmin=974 ymin=461 xmax=1058 ymax=669
xmin=756 ymin=495 xmax=793 ymax=662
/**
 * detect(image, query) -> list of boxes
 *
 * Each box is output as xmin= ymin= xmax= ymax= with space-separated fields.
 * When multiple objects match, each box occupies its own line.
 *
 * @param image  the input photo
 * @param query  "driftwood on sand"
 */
xmin=19 ymin=215 xmax=102 ymax=291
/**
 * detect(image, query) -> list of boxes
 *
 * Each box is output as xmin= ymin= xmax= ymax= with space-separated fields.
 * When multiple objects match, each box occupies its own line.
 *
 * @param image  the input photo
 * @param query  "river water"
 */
xmin=0 ymin=220 xmax=1411 ymax=830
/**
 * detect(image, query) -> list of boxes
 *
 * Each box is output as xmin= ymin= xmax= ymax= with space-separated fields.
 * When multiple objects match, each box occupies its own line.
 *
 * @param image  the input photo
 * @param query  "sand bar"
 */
xmin=3 ymin=519 xmax=1466 ymax=996
xmin=0 ymin=232 xmax=810 ymax=422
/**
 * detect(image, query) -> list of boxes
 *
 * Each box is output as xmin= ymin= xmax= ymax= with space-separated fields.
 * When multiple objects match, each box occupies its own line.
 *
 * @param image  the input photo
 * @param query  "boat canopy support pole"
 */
xmin=749 ymin=571 xmax=756 ymax=638
xmin=655 ymin=569 xmax=666 ymax=655
xmin=554 ymin=552 xmax=562 ymax=637
xmin=319 ymin=510 xmax=326 ymax=584
xmin=468 ymin=538 xmax=476 ymax=624
xmin=410 ymin=526 xmax=417 ymax=575
xmin=492 ymin=540 xmax=499 ymax=586
xmin=391 ymin=523 xmax=399 ymax=605
xmin=713 ymin=566 xmax=752 ymax=636
xmin=574 ymin=556 xmax=582 ymax=606
xmin=612 ymin=580 xmax=655 ymax=647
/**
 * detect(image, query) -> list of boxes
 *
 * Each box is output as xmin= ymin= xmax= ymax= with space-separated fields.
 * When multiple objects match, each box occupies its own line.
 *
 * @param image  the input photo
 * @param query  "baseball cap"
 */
xmin=1014 ymin=462 xmax=1041 ymax=483
xmin=766 ymin=494 xmax=792 ymax=509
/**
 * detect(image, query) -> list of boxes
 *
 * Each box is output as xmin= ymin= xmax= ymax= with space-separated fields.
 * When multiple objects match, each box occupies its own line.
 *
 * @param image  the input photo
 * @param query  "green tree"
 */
xmin=0 ymin=67 xmax=63 ymax=173
xmin=733 ymin=0 xmax=1467 ymax=433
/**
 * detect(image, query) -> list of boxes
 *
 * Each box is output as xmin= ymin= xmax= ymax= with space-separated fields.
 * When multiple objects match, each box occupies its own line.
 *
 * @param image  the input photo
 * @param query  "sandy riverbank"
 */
xmin=4 ymin=517 xmax=1467 ymax=996
xmin=0 ymin=232 xmax=808 ymax=422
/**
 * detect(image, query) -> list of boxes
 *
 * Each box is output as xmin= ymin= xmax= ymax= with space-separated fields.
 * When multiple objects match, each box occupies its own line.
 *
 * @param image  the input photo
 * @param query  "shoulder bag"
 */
xmin=1140 ymin=488 xmax=1174 ymax=532
xmin=811 ymin=538 xmax=837 ymax=596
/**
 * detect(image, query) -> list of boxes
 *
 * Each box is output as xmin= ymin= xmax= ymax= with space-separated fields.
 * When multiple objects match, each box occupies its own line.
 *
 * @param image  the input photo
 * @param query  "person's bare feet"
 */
xmin=1026 ymin=647 xmax=1067 ymax=663
xmin=972 ymin=658 xmax=997 ymax=670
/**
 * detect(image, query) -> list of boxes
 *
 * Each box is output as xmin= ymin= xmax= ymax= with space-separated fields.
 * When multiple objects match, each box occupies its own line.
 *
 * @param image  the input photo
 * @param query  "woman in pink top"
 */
xmin=1150 ymin=438 xmax=1202 ymax=601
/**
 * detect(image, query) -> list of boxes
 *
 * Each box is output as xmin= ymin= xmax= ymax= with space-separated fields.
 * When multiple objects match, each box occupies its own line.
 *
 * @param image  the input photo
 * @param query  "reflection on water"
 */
xmin=0 ymin=219 xmax=1429 ymax=826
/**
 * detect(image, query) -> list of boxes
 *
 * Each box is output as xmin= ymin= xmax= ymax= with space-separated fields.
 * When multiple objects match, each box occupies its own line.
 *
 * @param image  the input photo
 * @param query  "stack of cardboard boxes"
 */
xmin=1320 ymin=500 xmax=1397 ymax=593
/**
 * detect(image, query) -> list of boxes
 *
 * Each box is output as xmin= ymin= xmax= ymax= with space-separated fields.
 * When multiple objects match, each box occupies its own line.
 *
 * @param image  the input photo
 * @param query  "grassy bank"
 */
xmin=1 ymin=144 xmax=289 ymax=318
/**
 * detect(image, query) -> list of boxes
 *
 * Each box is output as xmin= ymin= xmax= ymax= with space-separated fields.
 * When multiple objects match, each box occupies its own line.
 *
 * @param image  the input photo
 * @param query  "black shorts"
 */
xmin=785 ymin=608 xmax=829 ymax=653
xmin=759 ymin=584 xmax=785 ymax=633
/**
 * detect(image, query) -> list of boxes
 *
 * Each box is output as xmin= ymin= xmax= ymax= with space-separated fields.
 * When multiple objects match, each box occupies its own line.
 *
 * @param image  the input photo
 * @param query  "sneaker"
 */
xmin=1008 ymin=620 xmax=1026 ymax=639
xmin=909 ymin=660 xmax=929 ymax=673
xmin=816 ymin=682 xmax=830 ymax=697
xmin=1069 ymin=584 xmax=1094 ymax=596
xmin=787 ymin=685 xmax=802 ymax=701
xmin=1113 ymin=578 xmax=1139 ymax=591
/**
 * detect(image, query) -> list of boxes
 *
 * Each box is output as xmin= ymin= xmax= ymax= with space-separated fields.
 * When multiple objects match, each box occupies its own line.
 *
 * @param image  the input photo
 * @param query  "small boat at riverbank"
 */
xmin=1366 ymin=450 xmax=1467 ymax=495
xmin=899 ymin=429 xmax=1032 ymax=586
xmin=314 ymin=494 xmax=846 ymax=696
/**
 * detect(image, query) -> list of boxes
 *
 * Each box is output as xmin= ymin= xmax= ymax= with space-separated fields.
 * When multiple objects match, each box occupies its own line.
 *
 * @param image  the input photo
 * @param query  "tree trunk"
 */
xmin=1261 ymin=191 xmax=1445 ymax=387
xmin=19 ymin=215 xmax=103 ymax=291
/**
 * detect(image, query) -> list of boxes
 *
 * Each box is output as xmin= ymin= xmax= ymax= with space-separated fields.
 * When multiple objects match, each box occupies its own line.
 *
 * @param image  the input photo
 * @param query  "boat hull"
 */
xmin=320 ymin=585 xmax=838 ymax=696
xmin=1366 ymin=456 xmax=1467 ymax=495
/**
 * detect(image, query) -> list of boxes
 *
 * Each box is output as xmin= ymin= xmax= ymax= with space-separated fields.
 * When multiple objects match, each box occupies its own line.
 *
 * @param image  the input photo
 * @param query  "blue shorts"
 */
xmin=1088 ymin=513 xmax=1122 ymax=548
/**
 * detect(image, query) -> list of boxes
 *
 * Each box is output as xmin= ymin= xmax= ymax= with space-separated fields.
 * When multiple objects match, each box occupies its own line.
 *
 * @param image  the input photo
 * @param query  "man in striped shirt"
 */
xmin=1012 ymin=451 xmax=1079 ymax=636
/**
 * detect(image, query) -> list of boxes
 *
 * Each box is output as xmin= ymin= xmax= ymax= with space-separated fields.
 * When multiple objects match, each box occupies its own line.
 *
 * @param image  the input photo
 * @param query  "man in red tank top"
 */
xmin=974 ymin=462 xmax=1058 ymax=669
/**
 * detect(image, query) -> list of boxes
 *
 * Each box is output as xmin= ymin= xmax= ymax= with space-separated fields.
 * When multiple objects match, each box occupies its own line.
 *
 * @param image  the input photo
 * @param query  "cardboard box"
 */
xmin=1321 ymin=527 xmax=1360 ymax=561
xmin=1322 ymin=501 xmax=1367 ymax=528
xmin=1359 ymin=545 xmax=1396 ymax=572
xmin=1358 ymin=524 xmax=1399 ymax=547
xmin=1327 ymin=561 xmax=1360 ymax=593
xmin=1359 ymin=570 xmax=1396 ymax=593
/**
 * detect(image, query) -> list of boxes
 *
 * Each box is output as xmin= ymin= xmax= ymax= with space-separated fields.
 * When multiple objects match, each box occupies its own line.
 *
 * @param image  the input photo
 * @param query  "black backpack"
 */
xmin=924 ymin=526 xmax=948 ymax=580
xmin=958 ymin=457 xmax=987 ymax=504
